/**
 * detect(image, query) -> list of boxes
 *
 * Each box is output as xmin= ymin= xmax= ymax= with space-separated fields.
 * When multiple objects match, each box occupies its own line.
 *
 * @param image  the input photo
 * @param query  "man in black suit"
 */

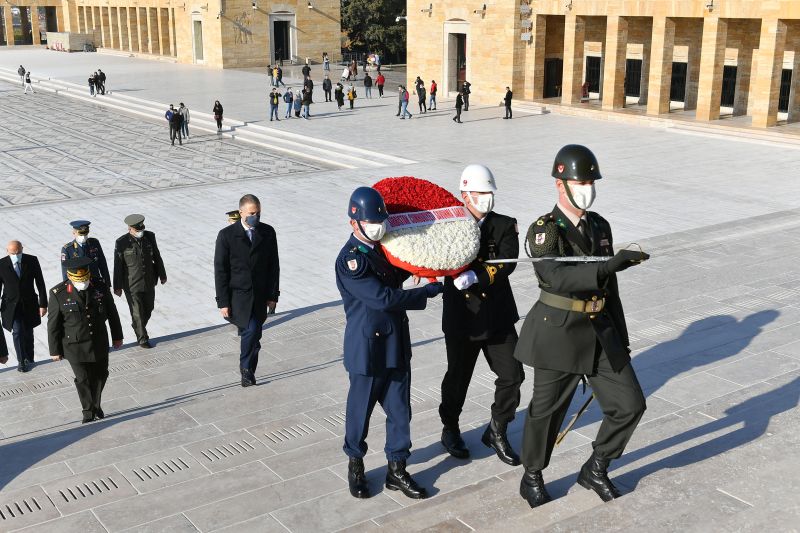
xmin=440 ymin=165 xmax=524 ymax=466
xmin=214 ymin=194 xmax=280 ymax=387
xmin=0 ymin=241 xmax=47 ymax=372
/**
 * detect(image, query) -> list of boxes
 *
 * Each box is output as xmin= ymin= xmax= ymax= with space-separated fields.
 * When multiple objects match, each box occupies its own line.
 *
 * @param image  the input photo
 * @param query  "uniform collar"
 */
xmin=556 ymin=199 xmax=586 ymax=228
xmin=349 ymin=233 xmax=374 ymax=249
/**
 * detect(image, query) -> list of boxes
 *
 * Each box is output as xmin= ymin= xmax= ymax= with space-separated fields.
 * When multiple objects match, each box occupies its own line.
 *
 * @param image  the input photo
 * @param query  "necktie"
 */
xmin=578 ymin=219 xmax=592 ymax=249
xmin=14 ymin=261 xmax=21 ymax=278
xmin=246 ymin=228 xmax=254 ymax=243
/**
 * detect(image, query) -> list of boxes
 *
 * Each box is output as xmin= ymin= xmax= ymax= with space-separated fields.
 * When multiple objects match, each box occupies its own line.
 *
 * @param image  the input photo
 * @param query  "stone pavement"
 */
xmin=1 ymin=49 xmax=800 ymax=531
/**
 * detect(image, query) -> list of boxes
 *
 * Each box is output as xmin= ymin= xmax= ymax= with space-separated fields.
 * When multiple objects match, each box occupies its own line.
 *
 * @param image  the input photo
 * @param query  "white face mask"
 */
xmin=362 ymin=221 xmax=387 ymax=242
xmin=133 ymin=231 xmax=144 ymax=239
xmin=76 ymin=235 xmax=87 ymax=244
xmin=468 ymin=193 xmax=494 ymax=215
xmin=568 ymin=183 xmax=596 ymax=210
xmin=72 ymin=281 xmax=88 ymax=291
xmin=9 ymin=254 xmax=20 ymax=263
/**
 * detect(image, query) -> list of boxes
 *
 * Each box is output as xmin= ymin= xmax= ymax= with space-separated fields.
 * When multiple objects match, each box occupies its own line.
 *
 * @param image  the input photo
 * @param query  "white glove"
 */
xmin=453 ymin=270 xmax=478 ymax=290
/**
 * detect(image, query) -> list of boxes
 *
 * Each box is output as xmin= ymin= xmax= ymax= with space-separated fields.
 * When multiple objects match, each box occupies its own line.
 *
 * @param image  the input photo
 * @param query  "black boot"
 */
xmin=481 ymin=419 xmax=521 ymax=466
xmin=385 ymin=461 xmax=427 ymax=499
xmin=519 ymin=467 xmax=552 ymax=508
xmin=348 ymin=457 xmax=370 ymax=498
xmin=441 ymin=426 xmax=469 ymax=459
xmin=576 ymin=452 xmax=621 ymax=502
xmin=241 ymin=369 xmax=256 ymax=387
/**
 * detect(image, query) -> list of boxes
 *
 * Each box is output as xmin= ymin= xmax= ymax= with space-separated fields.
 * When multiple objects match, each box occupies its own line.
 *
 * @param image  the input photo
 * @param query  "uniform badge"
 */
xmin=60 ymin=253 xmax=66 ymax=261
xmin=351 ymin=206 xmax=357 ymax=214
xmin=536 ymin=219 xmax=544 ymax=226
xmin=347 ymin=259 xmax=358 ymax=271
xmin=535 ymin=233 xmax=546 ymax=245
xmin=557 ymin=164 xmax=565 ymax=174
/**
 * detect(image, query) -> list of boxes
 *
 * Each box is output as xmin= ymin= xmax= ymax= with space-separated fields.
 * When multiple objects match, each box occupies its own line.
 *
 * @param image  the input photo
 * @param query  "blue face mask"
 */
xmin=245 ymin=214 xmax=260 ymax=227
xmin=9 ymin=254 xmax=20 ymax=263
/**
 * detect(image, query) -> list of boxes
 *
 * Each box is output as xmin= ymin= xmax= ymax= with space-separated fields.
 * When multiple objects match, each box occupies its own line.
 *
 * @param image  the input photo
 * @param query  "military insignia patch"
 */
xmin=535 ymin=233 xmax=546 ymax=245
xmin=60 ymin=253 xmax=66 ymax=261
xmin=347 ymin=259 xmax=358 ymax=271
xmin=536 ymin=219 xmax=544 ymax=226
xmin=557 ymin=164 xmax=565 ymax=173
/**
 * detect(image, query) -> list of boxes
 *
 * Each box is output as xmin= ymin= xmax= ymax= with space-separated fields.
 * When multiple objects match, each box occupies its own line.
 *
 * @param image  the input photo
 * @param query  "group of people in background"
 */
xmin=17 ymin=65 xmax=35 ymax=94
xmin=164 ymin=103 xmax=191 ymax=145
xmin=88 ymin=69 xmax=107 ymax=97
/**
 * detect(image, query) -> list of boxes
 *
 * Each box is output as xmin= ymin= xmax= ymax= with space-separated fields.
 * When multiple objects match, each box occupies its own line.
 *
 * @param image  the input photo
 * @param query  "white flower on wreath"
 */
xmin=382 ymin=219 xmax=481 ymax=270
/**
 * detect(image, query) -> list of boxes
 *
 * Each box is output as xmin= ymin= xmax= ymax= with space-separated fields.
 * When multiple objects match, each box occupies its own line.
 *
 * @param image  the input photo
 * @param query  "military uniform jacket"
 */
xmin=61 ymin=238 xmax=111 ymax=284
xmin=214 ymin=221 xmax=280 ymax=330
xmin=335 ymin=235 xmax=429 ymax=377
xmin=514 ymin=205 xmax=630 ymax=375
xmin=113 ymin=231 xmax=166 ymax=294
xmin=0 ymin=254 xmax=47 ymax=332
xmin=442 ymin=211 xmax=520 ymax=340
xmin=47 ymin=280 xmax=123 ymax=363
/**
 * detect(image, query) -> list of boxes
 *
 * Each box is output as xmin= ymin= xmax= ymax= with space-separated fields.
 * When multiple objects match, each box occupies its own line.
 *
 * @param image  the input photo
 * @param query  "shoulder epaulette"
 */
xmin=525 ymin=214 xmax=561 ymax=258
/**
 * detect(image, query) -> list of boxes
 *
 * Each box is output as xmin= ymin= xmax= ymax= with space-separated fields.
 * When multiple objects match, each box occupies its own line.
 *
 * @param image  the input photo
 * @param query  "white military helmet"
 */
xmin=459 ymin=164 xmax=497 ymax=192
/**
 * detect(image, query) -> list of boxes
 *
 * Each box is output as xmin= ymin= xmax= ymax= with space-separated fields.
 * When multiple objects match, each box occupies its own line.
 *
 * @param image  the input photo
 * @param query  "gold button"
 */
xmin=591 ymin=295 xmax=598 ymax=301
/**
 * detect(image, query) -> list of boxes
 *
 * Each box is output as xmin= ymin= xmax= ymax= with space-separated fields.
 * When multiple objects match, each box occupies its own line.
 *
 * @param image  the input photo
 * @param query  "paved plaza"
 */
xmin=1 ymin=48 xmax=800 ymax=532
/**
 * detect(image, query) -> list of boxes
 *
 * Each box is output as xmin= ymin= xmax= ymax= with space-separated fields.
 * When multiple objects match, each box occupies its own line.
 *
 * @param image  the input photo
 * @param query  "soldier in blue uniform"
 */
xmin=60 ymin=220 xmax=111 ymax=286
xmin=335 ymin=186 xmax=444 ymax=500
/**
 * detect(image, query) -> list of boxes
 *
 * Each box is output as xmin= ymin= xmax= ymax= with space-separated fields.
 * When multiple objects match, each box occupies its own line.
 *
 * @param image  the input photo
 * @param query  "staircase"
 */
xmin=0 ymin=67 xmax=415 ymax=169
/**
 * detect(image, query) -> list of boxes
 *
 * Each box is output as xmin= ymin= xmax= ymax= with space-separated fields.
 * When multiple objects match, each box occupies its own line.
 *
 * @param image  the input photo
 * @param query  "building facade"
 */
xmin=407 ymin=0 xmax=800 ymax=127
xmin=1 ymin=0 xmax=341 ymax=68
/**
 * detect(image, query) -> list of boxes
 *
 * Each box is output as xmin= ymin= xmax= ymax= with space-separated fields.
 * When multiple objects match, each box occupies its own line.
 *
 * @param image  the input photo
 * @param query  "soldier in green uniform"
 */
xmin=48 ymin=257 xmax=123 ymax=423
xmin=113 ymin=214 xmax=167 ymax=349
xmin=515 ymin=144 xmax=649 ymax=508
xmin=61 ymin=220 xmax=111 ymax=285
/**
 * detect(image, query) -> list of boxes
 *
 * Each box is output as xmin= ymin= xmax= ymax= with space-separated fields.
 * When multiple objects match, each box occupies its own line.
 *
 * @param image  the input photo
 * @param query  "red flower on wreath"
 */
xmin=373 ymin=176 xmax=461 ymax=214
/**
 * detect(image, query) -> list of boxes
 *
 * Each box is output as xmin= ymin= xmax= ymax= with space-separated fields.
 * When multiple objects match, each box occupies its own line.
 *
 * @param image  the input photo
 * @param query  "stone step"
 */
xmin=667 ymin=121 xmax=800 ymax=149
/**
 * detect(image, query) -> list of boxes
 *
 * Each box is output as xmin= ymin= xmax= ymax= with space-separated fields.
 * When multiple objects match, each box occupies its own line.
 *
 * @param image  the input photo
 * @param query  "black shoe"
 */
xmin=17 ymin=361 xmax=27 ymax=373
xmin=441 ymin=426 xmax=469 ymax=459
xmin=139 ymin=341 xmax=152 ymax=349
xmin=503 ymin=117 xmax=508 ymax=119
xmin=25 ymin=359 xmax=35 ymax=370
xmin=520 ymin=467 xmax=552 ymax=508
xmin=81 ymin=413 xmax=95 ymax=424
xmin=576 ymin=452 xmax=621 ymax=502
xmin=94 ymin=408 xmax=105 ymax=420
xmin=241 ymin=369 xmax=256 ymax=387
xmin=481 ymin=419 xmax=520 ymax=465
xmin=395 ymin=113 xmax=400 ymax=117
xmin=348 ymin=457 xmax=370 ymax=499
xmin=385 ymin=460 xmax=427 ymax=499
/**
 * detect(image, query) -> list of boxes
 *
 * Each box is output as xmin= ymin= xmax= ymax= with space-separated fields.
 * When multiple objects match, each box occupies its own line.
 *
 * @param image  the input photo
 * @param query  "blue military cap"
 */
xmin=70 ymin=220 xmax=91 ymax=234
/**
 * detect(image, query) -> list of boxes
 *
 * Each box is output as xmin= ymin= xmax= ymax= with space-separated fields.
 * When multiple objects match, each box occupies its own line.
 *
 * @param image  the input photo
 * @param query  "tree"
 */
xmin=341 ymin=0 xmax=407 ymax=63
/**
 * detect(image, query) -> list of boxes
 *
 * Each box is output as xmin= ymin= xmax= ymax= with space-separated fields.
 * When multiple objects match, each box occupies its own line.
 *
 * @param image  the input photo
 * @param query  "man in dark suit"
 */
xmin=514 ymin=145 xmax=649 ymax=508
xmin=113 ymin=214 xmax=167 ymax=349
xmin=440 ymin=165 xmax=524 ymax=466
xmin=335 ymin=187 xmax=443 ymax=500
xmin=0 ymin=241 xmax=47 ymax=372
xmin=48 ymin=257 xmax=123 ymax=423
xmin=214 ymin=194 xmax=280 ymax=387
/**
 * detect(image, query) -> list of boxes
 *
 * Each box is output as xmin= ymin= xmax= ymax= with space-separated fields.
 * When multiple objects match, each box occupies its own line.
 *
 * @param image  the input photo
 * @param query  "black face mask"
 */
xmin=245 ymin=214 xmax=260 ymax=227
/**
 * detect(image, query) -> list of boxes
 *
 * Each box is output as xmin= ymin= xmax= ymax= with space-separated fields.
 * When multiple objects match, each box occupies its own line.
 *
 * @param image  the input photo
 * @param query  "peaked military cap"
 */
xmin=70 ymin=220 xmax=91 ymax=234
xmin=124 ymin=214 xmax=146 ymax=229
xmin=226 ymin=210 xmax=241 ymax=221
xmin=64 ymin=256 xmax=92 ymax=273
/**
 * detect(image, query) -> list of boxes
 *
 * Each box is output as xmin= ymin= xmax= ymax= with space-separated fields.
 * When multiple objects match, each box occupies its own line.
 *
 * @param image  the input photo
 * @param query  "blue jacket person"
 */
xmin=335 ymin=187 xmax=443 ymax=500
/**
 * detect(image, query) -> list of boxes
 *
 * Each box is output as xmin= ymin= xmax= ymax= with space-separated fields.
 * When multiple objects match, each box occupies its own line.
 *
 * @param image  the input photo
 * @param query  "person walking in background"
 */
xmin=347 ymin=84 xmax=357 ymax=110
xmin=283 ymin=88 xmax=294 ymax=119
xmin=304 ymin=76 xmax=314 ymax=103
xmin=363 ymin=73 xmax=373 ymax=99
xmin=166 ymin=104 xmax=182 ymax=145
xmin=350 ymin=59 xmax=358 ymax=81
xmin=214 ymin=194 xmax=280 ymax=388
xmin=376 ymin=72 xmax=385 ymax=98
xmin=323 ymin=52 xmax=330 ymax=73
xmin=341 ymin=65 xmax=350 ymax=83
xmin=335 ymin=83 xmax=345 ymax=111
xmin=18 ymin=65 xmax=26 ymax=87
xmin=417 ymin=83 xmax=427 ymax=114
xmin=97 ymin=69 xmax=107 ymax=94
xmin=294 ymin=89 xmax=303 ymax=117
xmin=401 ymin=86 xmax=412 ymax=119
xmin=503 ymin=87 xmax=513 ymax=119
xmin=302 ymin=61 xmax=311 ymax=80
xmin=23 ymin=72 xmax=35 ymax=94
xmin=0 ymin=241 xmax=48 ymax=373
xmin=301 ymin=88 xmax=312 ymax=119
xmin=213 ymin=100 xmax=223 ymax=131
xmin=88 ymin=75 xmax=96 ymax=97
xmin=267 ymin=64 xmax=274 ymax=87
xmin=429 ymin=80 xmax=438 ymax=110
xmin=276 ymin=66 xmax=285 ymax=87
xmin=453 ymin=91 xmax=464 ymax=123
xmin=463 ymin=81 xmax=472 ymax=111
xmin=178 ymin=102 xmax=190 ymax=138
xmin=323 ymin=75 xmax=333 ymax=102
xmin=269 ymin=88 xmax=281 ymax=121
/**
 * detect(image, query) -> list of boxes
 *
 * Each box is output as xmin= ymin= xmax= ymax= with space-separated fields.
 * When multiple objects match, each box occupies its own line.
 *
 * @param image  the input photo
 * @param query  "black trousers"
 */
xmin=505 ymin=104 xmax=512 ymax=118
xmin=419 ymin=100 xmax=426 ymax=113
xmin=454 ymin=108 xmax=462 ymax=122
xmin=324 ymin=89 xmax=332 ymax=102
xmin=521 ymin=346 xmax=646 ymax=470
xmin=124 ymin=289 xmax=155 ymax=344
xmin=68 ymin=358 xmax=109 ymax=419
xmin=378 ymin=85 xmax=384 ymax=97
xmin=238 ymin=313 xmax=266 ymax=375
xmin=463 ymin=93 xmax=470 ymax=110
xmin=439 ymin=329 xmax=524 ymax=428
xmin=169 ymin=125 xmax=182 ymax=145
xmin=12 ymin=305 xmax=35 ymax=364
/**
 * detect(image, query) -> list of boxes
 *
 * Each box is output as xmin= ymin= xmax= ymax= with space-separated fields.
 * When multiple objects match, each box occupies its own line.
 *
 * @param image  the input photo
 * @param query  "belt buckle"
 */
xmin=584 ymin=297 xmax=604 ymax=314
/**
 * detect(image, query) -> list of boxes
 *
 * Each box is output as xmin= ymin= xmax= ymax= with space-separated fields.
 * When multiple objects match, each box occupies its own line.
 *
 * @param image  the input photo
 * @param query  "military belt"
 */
xmin=538 ymin=291 xmax=605 ymax=314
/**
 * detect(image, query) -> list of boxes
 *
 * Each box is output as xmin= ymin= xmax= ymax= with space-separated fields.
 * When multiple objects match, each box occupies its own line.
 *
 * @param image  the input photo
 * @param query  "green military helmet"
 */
xmin=551 ymin=144 xmax=603 ymax=181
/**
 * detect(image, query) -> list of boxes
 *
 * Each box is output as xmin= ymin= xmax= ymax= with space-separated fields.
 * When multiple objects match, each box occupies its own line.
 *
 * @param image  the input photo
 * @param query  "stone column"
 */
xmin=647 ymin=17 xmax=675 ymax=115
xmin=3 ymin=6 xmax=14 ymax=46
xmin=787 ymin=51 xmax=800 ymax=123
xmin=602 ymin=15 xmax=628 ymax=110
xmin=696 ymin=17 xmax=727 ymax=121
xmin=733 ymin=47 xmax=754 ymax=116
xmin=524 ymin=15 xmax=547 ymax=100
xmin=108 ymin=8 xmax=116 ymax=49
xmin=117 ymin=6 xmax=127 ymax=50
xmin=156 ymin=7 xmax=165 ymax=55
xmin=126 ymin=6 xmax=135 ymax=51
xmin=135 ymin=7 xmax=143 ymax=53
xmin=562 ymin=14 xmax=586 ymax=105
xmin=99 ymin=6 xmax=107 ymax=47
xmin=167 ymin=7 xmax=175 ymax=56
xmin=639 ymin=24 xmax=653 ymax=105
xmin=146 ymin=7 xmax=155 ymax=54
xmin=751 ymin=18 xmax=787 ymax=128
xmin=31 ymin=6 xmax=41 ymax=45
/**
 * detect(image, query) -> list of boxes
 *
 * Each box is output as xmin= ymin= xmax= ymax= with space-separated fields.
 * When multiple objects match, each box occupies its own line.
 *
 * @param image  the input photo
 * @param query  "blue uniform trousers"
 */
xmin=344 ymin=369 xmax=412 ymax=461
xmin=238 ymin=314 xmax=265 ymax=375
xmin=12 ymin=305 xmax=35 ymax=363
